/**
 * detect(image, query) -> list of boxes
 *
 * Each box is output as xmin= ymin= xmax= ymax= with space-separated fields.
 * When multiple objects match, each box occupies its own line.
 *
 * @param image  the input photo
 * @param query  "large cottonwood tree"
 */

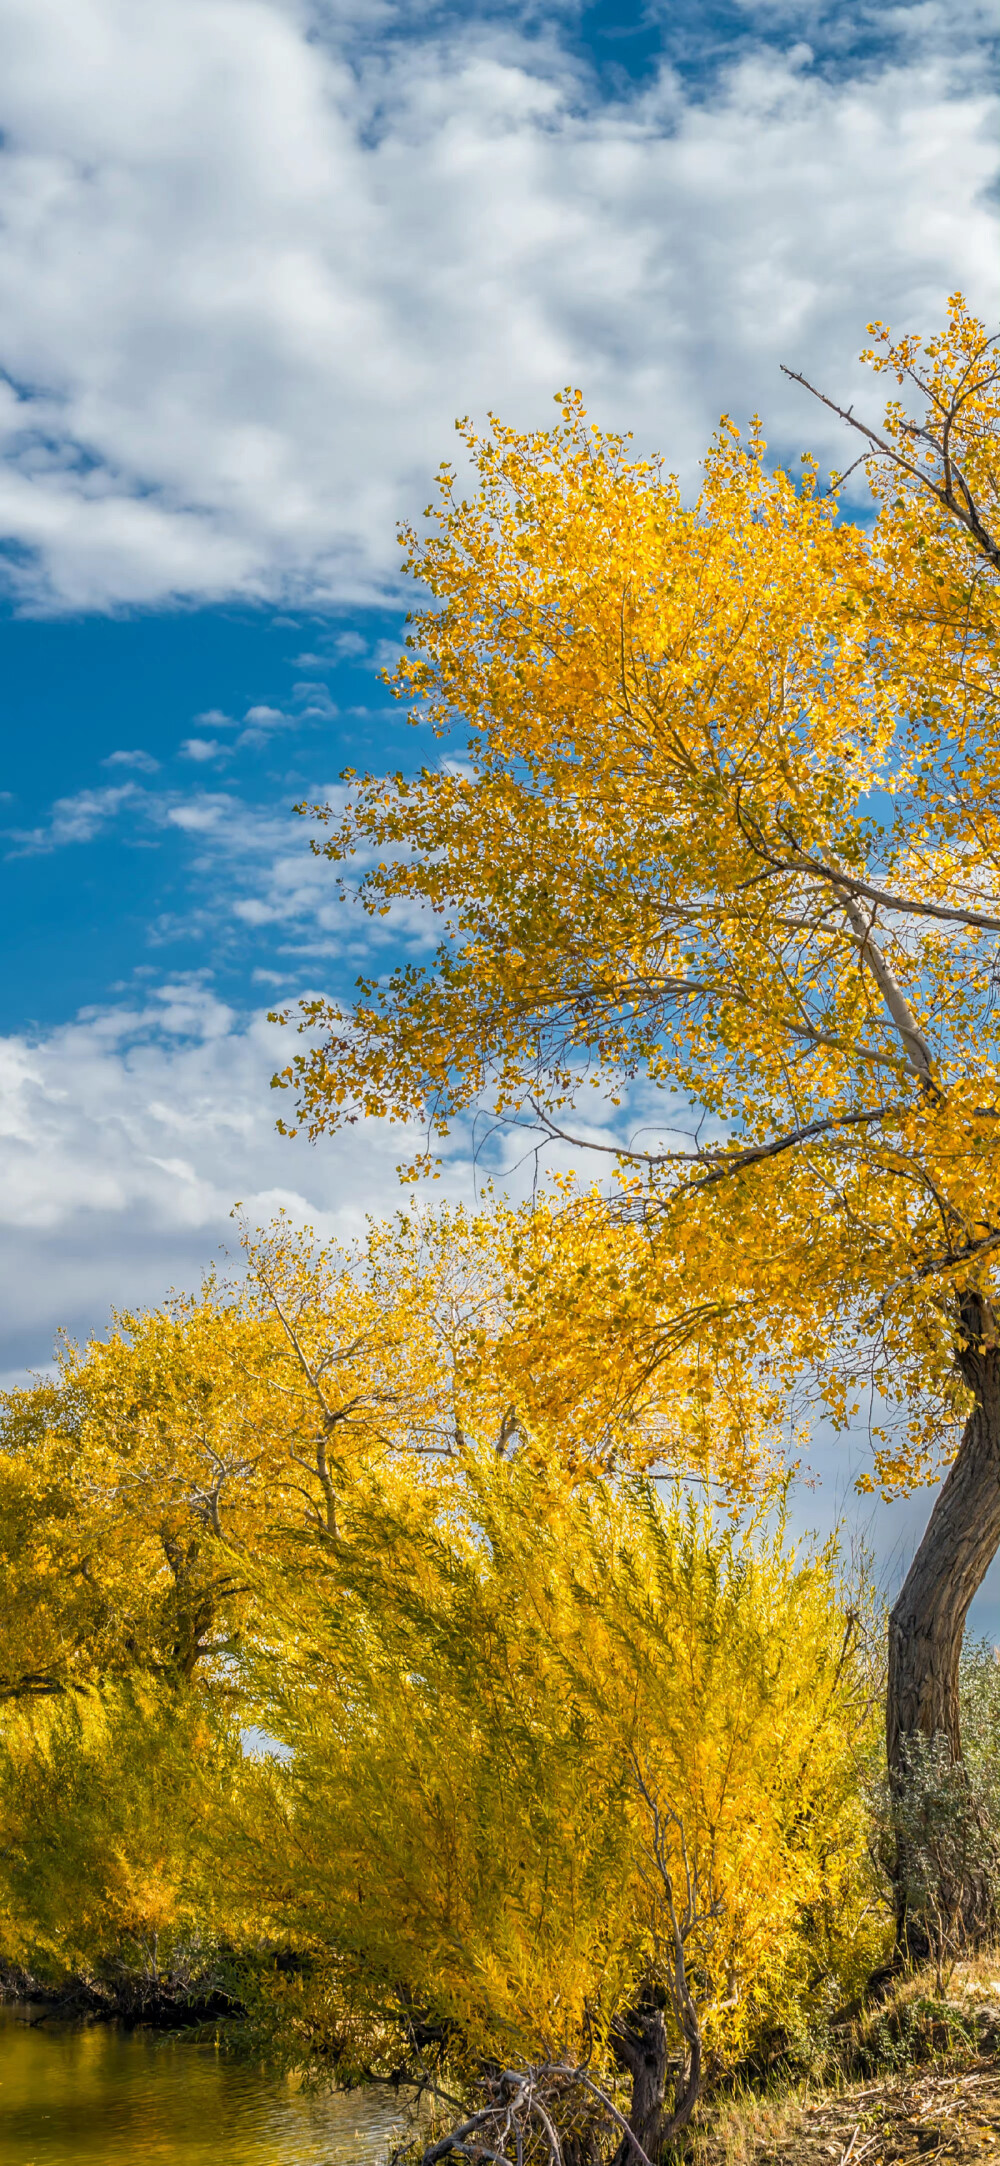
xmin=273 ymin=301 xmax=1000 ymax=1809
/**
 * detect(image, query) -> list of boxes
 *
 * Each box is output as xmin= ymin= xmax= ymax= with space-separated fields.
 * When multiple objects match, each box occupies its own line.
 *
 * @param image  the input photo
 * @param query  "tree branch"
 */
xmin=780 ymin=363 xmax=1000 ymax=573
xmin=764 ymin=842 xmax=1000 ymax=937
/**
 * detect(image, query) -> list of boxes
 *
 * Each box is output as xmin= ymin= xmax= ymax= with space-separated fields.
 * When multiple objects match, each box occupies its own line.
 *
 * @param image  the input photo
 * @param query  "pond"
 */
xmin=0 ymin=2003 xmax=414 ymax=2166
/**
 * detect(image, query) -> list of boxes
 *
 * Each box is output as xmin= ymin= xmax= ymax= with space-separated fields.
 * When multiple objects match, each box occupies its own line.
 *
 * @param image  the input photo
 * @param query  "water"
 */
xmin=0 ymin=2003 xmax=413 ymax=2165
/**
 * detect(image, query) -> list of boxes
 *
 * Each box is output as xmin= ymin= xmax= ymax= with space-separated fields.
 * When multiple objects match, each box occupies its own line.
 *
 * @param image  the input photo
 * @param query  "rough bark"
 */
xmin=887 ymin=1299 xmax=1000 ymax=1771
xmin=886 ymin=1294 xmax=1000 ymax=1945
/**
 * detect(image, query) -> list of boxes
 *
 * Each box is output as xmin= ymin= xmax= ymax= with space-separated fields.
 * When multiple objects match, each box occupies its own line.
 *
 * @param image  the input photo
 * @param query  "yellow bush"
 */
xmin=0 ymin=1681 xmax=243 ymax=2000
xmin=236 ymin=1457 xmax=887 ymax=2083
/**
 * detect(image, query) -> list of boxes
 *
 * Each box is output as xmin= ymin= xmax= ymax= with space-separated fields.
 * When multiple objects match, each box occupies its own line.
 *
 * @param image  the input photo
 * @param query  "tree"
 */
xmin=0 ymin=1384 xmax=145 ymax=1703
xmin=0 ymin=1205 xmax=773 ymax=1706
xmin=271 ymin=300 xmax=1000 ymax=1843
xmin=0 ymin=1214 xmax=871 ymax=2082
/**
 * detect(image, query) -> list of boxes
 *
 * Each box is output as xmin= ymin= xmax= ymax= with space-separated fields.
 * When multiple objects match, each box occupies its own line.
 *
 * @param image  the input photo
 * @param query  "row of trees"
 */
xmin=0 ymin=1200 xmax=785 ymax=1708
xmin=3 ymin=296 xmax=1000 ymax=2157
xmin=0 ymin=1212 xmax=884 ymax=2156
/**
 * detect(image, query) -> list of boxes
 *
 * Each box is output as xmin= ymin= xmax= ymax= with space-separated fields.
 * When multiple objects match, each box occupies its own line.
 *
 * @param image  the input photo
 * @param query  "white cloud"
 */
xmin=4 ymin=760 xmax=438 ymax=959
xmin=289 ymin=683 xmax=338 ymax=718
xmin=0 ymin=989 xmax=404 ymax=1365
xmin=0 ymin=980 xmax=757 ymax=1364
xmin=103 ymin=747 xmax=160 ymax=772
xmin=0 ymin=0 xmax=992 ymax=611
xmin=0 ymin=980 xmax=503 ymax=1371
xmin=179 ymin=736 xmax=230 ymax=762
xmin=7 ymin=780 xmax=143 ymax=852
xmin=6 ymin=777 xmax=237 ymax=854
xmin=242 ymin=705 xmax=286 ymax=728
xmin=0 ymin=962 xmax=673 ymax=1368
xmin=162 ymin=796 xmax=232 ymax=835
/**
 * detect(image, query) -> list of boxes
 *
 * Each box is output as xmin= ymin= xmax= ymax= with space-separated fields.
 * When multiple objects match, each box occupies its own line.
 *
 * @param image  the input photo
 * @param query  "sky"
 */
xmin=1 ymin=0 xmax=998 ymax=1609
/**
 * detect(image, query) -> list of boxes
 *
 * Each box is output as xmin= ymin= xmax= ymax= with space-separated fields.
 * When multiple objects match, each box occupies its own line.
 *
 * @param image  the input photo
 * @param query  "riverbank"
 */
xmin=9 ymin=1954 xmax=1000 ymax=2164
xmin=0 ymin=1959 xmax=241 ymax=2030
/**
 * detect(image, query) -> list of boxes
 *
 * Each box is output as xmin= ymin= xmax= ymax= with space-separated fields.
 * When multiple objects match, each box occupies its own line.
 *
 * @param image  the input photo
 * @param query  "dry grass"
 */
xmin=689 ymin=1964 xmax=1000 ymax=2166
xmin=693 ymin=2067 xmax=1000 ymax=2164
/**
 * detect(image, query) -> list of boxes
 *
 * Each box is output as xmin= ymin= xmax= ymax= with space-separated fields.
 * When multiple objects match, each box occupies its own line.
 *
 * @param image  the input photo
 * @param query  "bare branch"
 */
xmin=423 ymin=2110 xmax=513 ymax=2166
xmin=688 ymin=1104 xmax=897 ymax=1189
xmin=548 ymin=2070 xmax=656 ymax=2166
xmin=885 ymin=1224 xmax=1000 ymax=1304
xmin=781 ymin=362 xmax=1000 ymax=571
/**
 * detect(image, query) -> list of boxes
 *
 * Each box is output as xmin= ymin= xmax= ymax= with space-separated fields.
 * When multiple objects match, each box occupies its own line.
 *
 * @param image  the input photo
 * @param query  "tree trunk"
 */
xmin=611 ymin=2005 xmax=669 ymax=2164
xmin=886 ymin=1294 xmax=1000 ymax=1945
xmin=610 ymin=1997 xmax=701 ymax=2163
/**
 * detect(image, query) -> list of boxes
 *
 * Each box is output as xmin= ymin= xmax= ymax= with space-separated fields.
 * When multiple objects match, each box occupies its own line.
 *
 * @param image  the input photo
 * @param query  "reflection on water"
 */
xmin=0 ymin=2003 xmax=412 ymax=2165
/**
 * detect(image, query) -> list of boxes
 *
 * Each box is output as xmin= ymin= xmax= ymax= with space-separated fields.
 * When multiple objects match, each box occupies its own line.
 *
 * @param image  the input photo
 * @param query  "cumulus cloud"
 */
xmin=7 ymin=780 xmax=144 ymax=853
xmin=3 ymin=756 xmax=440 ymax=962
xmin=0 ymin=977 xmax=592 ymax=1370
xmin=0 ymin=984 xmax=438 ymax=1368
xmin=242 ymin=706 xmax=286 ymax=730
xmin=180 ymin=700 xmax=314 ymax=754
xmin=0 ymin=937 xmax=689 ymax=1369
xmin=5 ymin=777 xmax=205 ymax=854
xmin=0 ymin=0 xmax=992 ymax=611
xmin=103 ymin=748 xmax=161 ymax=773
xmin=179 ymin=737 xmax=230 ymax=762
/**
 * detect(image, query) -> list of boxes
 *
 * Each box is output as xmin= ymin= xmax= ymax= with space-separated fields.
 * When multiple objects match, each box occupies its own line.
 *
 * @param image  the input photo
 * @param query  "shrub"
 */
xmin=0 ymin=1680 xmax=243 ymax=2013
xmin=232 ymin=1457 xmax=886 ymax=2134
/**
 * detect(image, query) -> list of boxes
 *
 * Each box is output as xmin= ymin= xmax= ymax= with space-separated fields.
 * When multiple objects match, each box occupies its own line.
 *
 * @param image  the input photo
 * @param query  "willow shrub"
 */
xmin=233 ymin=1459 xmax=887 ymax=2089
xmin=0 ymin=1681 xmax=243 ymax=2007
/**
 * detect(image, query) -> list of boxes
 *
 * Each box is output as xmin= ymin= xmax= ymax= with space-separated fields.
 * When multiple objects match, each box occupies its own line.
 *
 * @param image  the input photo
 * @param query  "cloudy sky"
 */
xmin=1 ymin=0 xmax=998 ymax=1602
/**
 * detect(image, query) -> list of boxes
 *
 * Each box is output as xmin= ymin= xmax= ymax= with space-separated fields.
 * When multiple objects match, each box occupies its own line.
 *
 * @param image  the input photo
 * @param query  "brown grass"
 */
xmin=689 ymin=1964 xmax=1000 ymax=2166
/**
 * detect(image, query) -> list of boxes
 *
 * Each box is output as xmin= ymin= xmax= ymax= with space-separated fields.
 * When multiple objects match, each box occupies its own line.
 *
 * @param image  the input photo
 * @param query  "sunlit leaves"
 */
xmin=272 ymin=305 xmax=1000 ymax=1493
xmin=232 ymin=1461 xmax=884 ymax=2083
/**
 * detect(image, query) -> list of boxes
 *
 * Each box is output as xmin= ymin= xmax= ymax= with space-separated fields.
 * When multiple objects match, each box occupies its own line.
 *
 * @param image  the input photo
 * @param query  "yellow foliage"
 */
xmin=0 ymin=1681 xmax=244 ymax=1997
xmin=271 ymin=300 xmax=1000 ymax=1493
xmin=0 ymin=1400 xmax=146 ymax=1701
xmin=0 ymin=1219 xmax=880 ymax=2079
xmin=233 ymin=1457 xmax=884 ymax=2083
xmin=0 ymin=1202 xmax=781 ymax=1712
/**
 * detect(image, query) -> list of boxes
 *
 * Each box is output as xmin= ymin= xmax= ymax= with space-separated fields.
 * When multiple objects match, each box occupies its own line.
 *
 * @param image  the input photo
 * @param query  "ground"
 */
xmin=724 ymin=2064 xmax=1000 ymax=2163
xmin=695 ymin=1970 xmax=1000 ymax=2166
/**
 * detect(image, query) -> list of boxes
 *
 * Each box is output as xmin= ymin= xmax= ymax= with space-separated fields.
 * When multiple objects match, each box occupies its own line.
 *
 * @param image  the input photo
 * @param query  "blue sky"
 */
xmin=0 ymin=604 xmax=415 ymax=1029
xmin=1 ymin=0 xmax=998 ymax=1608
